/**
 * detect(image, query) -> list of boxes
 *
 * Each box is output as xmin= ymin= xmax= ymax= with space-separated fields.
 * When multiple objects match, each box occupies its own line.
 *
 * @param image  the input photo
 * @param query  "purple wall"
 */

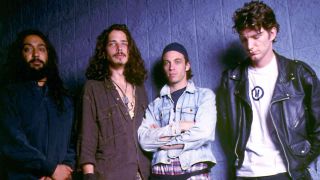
xmin=1 ymin=0 xmax=320 ymax=178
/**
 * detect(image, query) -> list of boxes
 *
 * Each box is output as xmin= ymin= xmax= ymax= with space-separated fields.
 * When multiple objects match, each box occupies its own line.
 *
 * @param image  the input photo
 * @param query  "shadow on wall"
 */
xmin=214 ymin=41 xmax=247 ymax=180
xmin=219 ymin=41 xmax=247 ymax=71
xmin=151 ymin=58 xmax=167 ymax=92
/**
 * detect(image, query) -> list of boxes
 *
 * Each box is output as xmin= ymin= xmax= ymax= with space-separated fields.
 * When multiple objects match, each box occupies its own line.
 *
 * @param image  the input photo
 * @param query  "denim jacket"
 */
xmin=138 ymin=80 xmax=217 ymax=170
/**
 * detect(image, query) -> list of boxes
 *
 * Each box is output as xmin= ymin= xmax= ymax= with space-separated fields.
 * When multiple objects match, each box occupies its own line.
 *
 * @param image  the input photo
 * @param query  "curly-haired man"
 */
xmin=78 ymin=24 xmax=151 ymax=180
xmin=218 ymin=1 xmax=320 ymax=179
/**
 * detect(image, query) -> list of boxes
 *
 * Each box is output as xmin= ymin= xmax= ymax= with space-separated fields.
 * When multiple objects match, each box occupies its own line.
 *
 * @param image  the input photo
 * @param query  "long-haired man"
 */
xmin=0 ymin=29 xmax=76 ymax=179
xmin=78 ymin=24 xmax=151 ymax=180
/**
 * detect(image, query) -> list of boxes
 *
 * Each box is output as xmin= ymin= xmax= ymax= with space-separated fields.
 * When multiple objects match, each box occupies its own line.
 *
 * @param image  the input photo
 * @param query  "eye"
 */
xmin=108 ymin=42 xmax=116 ymax=47
xmin=253 ymin=34 xmax=261 ymax=39
xmin=239 ymin=36 xmax=247 ymax=43
xmin=163 ymin=61 xmax=170 ymax=66
xmin=121 ymin=42 xmax=128 ymax=47
xmin=175 ymin=59 xmax=183 ymax=64
xmin=38 ymin=46 xmax=47 ymax=52
xmin=23 ymin=46 xmax=32 ymax=53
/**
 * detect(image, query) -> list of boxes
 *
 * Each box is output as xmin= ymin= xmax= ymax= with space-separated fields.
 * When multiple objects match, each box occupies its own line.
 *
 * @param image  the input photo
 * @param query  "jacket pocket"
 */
xmin=181 ymin=107 xmax=197 ymax=121
xmin=157 ymin=108 xmax=171 ymax=127
xmin=290 ymin=140 xmax=311 ymax=157
xmin=98 ymin=105 xmax=126 ymax=145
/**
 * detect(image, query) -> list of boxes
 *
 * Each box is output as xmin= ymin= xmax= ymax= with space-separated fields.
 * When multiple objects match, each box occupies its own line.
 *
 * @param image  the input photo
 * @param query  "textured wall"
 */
xmin=1 ymin=0 xmax=320 ymax=179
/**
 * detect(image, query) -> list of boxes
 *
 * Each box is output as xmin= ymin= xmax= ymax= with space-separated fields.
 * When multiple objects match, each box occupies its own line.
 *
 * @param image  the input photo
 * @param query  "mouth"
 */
xmin=248 ymin=50 xmax=258 ymax=56
xmin=29 ymin=59 xmax=44 ymax=66
xmin=114 ymin=53 xmax=126 ymax=59
xmin=168 ymin=73 xmax=176 ymax=78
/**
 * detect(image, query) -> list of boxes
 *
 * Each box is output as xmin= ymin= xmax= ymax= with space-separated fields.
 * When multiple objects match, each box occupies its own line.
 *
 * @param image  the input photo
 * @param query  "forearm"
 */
xmin=138 ymin=122 xmax=181 ymax=151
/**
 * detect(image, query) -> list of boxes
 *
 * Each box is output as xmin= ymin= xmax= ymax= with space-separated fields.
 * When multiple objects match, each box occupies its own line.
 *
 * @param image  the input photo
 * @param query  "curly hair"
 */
xmin=233 ymin=1 xmax=280 ymax=37
xmin=5 ymin=29 xmax=68 ymax=112
xmin=86 ymin=24 xmax=147 ymax=86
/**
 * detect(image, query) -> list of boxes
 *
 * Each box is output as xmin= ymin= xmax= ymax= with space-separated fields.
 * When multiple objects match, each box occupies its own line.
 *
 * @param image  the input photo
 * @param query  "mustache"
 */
xmin=113 ymin=52 xmax=126 ymax=57
xmin=29 ymin=58 xmax=45 ymax=64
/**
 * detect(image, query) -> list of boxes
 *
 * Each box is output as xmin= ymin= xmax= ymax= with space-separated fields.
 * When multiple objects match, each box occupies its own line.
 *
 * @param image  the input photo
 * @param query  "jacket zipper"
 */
xmin=269 ymin=96 xmax=291 ymax=177
xmin=234 ymin=113 xmax=242 ymax=166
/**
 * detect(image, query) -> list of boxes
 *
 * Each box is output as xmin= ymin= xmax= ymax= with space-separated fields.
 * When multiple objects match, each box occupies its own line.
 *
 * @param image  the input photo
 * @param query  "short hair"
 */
xmin=233 ymin=1 xmax=280 ymax=35
xmin=86 ymin=24 xmax=147 ymax=85
xmin=161 ymin=43 xmax=193 ymax=80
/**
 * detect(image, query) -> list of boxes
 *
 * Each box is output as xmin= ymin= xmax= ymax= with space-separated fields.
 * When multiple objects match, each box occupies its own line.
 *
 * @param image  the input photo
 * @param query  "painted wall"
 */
xmin=1 ymin=0 xmax=320 ymax=179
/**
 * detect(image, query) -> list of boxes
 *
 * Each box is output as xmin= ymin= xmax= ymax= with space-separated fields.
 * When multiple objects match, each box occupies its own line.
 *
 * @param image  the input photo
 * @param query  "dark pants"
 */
xmin=236 ymin=172 xmax=291 ymax=180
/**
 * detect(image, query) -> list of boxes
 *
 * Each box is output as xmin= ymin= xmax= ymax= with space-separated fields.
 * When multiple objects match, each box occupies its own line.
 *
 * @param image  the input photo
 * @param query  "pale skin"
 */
xmin=239 ymin=27 xmax=277 ymax=68
xmin=82 ymin=30 xmax=135 ymax=174
xmin=154 ymin=50 xmax=195 ymax=150
xmin=23 ymin=35 xmax=73 ymax=179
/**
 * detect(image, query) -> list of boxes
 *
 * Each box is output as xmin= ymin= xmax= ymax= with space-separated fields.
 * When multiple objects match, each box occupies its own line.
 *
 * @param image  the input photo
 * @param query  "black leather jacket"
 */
xmin=217 ymin=53 xmax=320 ymax=179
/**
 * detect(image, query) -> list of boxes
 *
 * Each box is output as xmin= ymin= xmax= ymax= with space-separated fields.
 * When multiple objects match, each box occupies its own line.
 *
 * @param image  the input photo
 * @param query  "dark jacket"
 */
xmin=78 ymin=79 xmax=151 ymax=180
xmin=217 ymin=53 xmax=320 ymax=179
xmin=0 ymin=81 xmax=76 ymax=179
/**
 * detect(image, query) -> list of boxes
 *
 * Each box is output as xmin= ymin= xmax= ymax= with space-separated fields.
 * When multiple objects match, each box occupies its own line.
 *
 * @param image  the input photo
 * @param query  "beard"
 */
xmin=21 ymin=58 xmax=49 ymax=81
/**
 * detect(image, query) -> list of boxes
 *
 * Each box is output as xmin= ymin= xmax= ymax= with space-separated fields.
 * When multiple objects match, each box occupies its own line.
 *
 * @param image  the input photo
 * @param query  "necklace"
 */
xmin=112 ymin=80 xmax=129 ymax=107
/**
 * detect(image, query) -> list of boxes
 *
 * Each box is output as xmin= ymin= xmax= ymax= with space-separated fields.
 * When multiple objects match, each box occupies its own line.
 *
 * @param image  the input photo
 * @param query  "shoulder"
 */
xmin=292 ymin=60 xmax=317 ymax=77
xmin=221 ymin=60 xmax=249 ymax=81
xmin=1 ymin=82 xmax=31 ymax=95
xmin=277 ymin=54 xmax=317 ymax=77
xmin=84 ymin=79 xmax=104 ymax=87
xmin=195 ymin=87 xmax=216 ymax=102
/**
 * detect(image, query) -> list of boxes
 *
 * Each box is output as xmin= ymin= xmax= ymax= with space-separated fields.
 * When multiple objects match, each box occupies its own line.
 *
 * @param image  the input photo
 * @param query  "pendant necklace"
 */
xmin=112 ymin=80 xmax=129 ymax=107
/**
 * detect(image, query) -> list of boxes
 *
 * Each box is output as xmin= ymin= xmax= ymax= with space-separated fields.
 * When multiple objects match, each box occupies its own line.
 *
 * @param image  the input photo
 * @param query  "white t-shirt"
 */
xmin=237 ymin=56 xmax=287 ymax=177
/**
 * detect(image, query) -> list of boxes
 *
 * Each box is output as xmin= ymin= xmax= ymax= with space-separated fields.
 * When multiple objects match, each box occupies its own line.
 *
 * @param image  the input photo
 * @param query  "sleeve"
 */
xmin=167 ymin=89 xmax=217 ymax=152
xmin=0 ymin=88 xmax=57 ymax=176
xmin=78 ymin=82 xmax=99 ymax=167
xmin=300 ymin=63 xmax=320 ymax=167
xmin=137 ymin=100 xmax=182 ymax=152
xmin=62 ymin=99 xmax=77 ymax=169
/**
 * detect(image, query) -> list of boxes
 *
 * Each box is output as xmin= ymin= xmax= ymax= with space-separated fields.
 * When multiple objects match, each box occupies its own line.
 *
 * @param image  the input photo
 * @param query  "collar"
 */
xmin=160 ymin=80 xmax=196 ymax=97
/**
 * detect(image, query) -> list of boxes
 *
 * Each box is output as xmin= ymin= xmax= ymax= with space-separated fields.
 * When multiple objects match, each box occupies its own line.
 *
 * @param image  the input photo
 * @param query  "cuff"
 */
xmin=41 ymin=160 xmax=57 ymax=176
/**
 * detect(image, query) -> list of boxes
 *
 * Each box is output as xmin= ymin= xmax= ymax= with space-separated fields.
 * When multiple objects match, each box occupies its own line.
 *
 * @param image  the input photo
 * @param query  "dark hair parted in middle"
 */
xmin=85 ymin=24 xmax=147 ymax=86
xmin=232 ymin=1 xmax=280 ymax=34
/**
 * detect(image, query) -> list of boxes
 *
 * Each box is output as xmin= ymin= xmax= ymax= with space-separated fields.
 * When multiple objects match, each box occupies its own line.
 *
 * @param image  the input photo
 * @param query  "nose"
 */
xmin=32 ymin=48 xmax=39 ymax=57
xmin=169 ymin=63 xmax=175 ymax=71
xmin=116 ymin=44 xmax=122 ymax=52
xmin=247 ymin=39 xmax=255 ymax=51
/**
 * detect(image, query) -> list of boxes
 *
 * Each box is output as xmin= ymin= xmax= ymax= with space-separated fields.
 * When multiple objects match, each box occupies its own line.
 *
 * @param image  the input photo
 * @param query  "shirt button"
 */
xmin=116 ymin=98 xmax=120 ymax=101
xmin=167 ymin=159 xmax=171 ymax=163
xmin=301 ymin=150 xmax=305 ymax=154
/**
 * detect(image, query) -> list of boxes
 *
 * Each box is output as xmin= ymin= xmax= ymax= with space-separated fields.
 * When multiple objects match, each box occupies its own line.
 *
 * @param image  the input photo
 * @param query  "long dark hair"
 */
xmin=85 ymin=24 xmax=147 ymax=85
xmin=5 ymin=29 xmax=68 ymax=112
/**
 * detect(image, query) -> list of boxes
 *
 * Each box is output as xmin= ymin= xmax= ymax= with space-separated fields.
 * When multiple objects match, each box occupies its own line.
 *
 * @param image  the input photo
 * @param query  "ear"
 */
xmin=269 ymin=27 xmax=277 ymax=41
xmin=185 ymin=62 xmax=190 ymax=71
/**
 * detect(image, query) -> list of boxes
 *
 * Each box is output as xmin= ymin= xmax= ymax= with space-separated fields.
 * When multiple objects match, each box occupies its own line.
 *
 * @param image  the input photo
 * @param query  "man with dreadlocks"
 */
xmin=0 ymin=30 xmax=76 ymax=179
xmin=78 ymin=24 xmax=151 ymax=180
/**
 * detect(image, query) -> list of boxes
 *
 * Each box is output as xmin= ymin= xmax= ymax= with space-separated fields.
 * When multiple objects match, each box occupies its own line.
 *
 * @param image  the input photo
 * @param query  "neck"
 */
xmin=37 ymin=77 xmax=47 ymax=87
xmin=169 ymin=80 xmax=188 ymax=93
xmin=110 ymin=67 xmax=126 ymax=83
xmin=252 ymin=50 xmax=275 ymax=68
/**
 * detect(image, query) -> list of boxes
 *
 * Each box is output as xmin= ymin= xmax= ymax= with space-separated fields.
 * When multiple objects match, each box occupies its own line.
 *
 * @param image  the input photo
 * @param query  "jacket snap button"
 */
xmin=301 ymin=150 xmax=305 ymax=154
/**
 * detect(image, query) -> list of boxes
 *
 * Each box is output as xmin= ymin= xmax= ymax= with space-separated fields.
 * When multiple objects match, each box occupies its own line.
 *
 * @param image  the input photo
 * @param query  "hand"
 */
xmin=179 ymin=121 xmax=195 ymax=132
xmin=51 ymin=164 xmax=73 ymax=180
xmin=150 ymin=124 xmax=159 ymax=129
xmin=160 ymin=144 xmax=184 ymax=150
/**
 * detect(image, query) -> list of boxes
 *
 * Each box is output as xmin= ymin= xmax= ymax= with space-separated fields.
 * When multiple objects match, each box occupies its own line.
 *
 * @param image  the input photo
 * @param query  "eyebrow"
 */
xmin=108 ymin=40 xmax=128 ymax=42
xmin=23 ymin=43 xmax=46 ymax=46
